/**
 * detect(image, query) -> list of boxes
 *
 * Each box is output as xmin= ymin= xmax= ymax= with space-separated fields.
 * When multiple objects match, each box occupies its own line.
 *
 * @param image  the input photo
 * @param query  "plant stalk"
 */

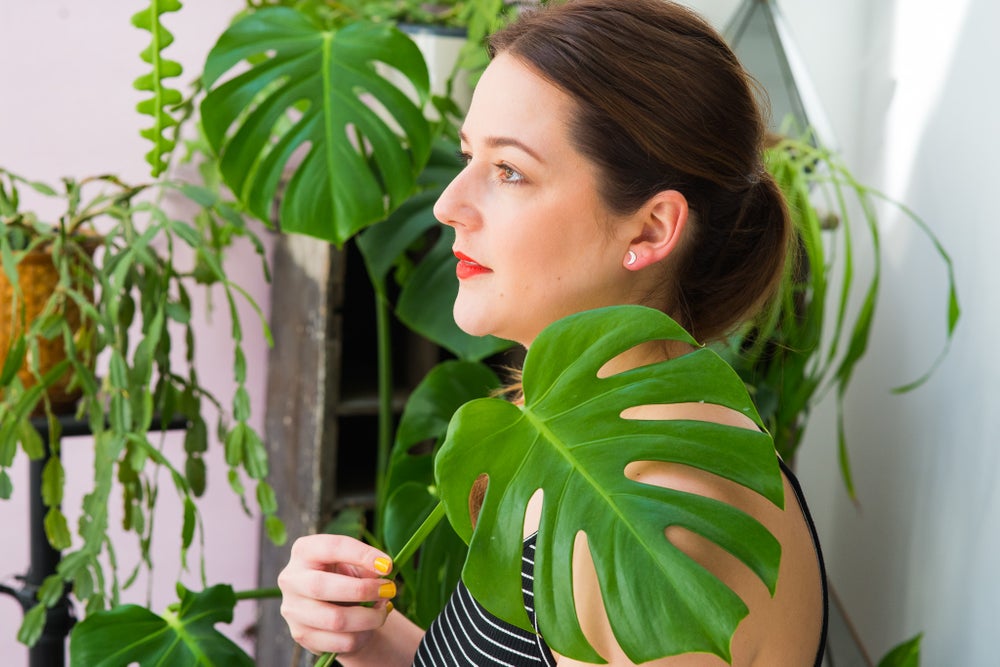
xmin=233 ymin=586 xmax=281 ymax=601
xmin=373 ymin=290 xmax=393 ymax=541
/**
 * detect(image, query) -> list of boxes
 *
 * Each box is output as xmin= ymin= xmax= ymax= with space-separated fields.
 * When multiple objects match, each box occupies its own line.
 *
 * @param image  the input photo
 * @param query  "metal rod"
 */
xmin=26 ymin=451 xmax=74 ymax=667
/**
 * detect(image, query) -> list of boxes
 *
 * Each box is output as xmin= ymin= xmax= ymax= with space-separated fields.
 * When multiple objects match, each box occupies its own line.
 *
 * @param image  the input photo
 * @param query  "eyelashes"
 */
xmin=455 ymin=151 xmax=525 ymax=185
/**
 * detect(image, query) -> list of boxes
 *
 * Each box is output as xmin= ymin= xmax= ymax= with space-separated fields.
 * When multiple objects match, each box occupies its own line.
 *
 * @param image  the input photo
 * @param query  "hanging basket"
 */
xmin=0 ymin=241 xmax=98 ymax=414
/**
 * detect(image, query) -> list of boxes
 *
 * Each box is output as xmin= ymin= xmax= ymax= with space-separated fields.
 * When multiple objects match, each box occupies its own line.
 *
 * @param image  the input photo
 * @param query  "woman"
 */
xmin=278 ymin=1 xmax=828 ymax=665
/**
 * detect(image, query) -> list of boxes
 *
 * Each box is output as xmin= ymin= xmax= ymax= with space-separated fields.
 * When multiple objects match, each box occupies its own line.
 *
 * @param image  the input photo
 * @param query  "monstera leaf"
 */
xmin=435 ymin=306 xmax=785 ymax=663
xmin=69 ymin=584 xmax=252 ymax=666
xmin=200 ymin=7 xmax=433 ymax=244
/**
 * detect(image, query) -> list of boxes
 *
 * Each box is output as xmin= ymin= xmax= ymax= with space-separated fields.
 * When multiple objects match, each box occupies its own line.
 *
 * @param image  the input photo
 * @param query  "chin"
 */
xmin=452 ymin=307 xmax=495 ymax=339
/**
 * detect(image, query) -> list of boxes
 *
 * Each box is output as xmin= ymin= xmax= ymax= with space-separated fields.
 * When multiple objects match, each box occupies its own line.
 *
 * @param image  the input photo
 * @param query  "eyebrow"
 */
xmin=459 ymin=129 xmax=545 ymax=164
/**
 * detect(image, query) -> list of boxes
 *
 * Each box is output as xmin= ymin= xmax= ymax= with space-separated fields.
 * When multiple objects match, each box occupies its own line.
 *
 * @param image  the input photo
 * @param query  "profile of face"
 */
xmin=434 ymin=53 xmax=686 ymax=347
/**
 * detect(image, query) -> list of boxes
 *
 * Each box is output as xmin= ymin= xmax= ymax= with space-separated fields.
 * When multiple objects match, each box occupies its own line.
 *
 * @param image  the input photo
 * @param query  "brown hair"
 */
xmin=488 ymin=0 xmax=791 ymax=342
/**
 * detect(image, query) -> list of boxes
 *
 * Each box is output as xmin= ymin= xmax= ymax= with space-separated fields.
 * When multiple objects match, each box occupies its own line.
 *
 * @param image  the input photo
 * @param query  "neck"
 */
xmin=597 ymin=338 xmax=695 ymax=378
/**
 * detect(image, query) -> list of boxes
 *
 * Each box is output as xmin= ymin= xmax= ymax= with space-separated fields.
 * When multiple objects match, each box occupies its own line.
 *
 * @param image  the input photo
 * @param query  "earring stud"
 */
xmin=626 ymin=250 xmax=637 ymax=266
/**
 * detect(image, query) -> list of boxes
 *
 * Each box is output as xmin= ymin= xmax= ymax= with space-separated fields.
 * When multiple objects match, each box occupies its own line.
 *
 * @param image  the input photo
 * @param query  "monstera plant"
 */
xmin=316 ymin=305 xmax=787 ymax=666
xmin=199 ymin=7 xmax=434 ymax=244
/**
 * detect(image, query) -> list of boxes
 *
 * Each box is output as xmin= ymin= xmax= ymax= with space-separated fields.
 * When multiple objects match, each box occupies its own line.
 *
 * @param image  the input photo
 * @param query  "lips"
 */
xmin=454 ymin=250 xmax=492 ymax=280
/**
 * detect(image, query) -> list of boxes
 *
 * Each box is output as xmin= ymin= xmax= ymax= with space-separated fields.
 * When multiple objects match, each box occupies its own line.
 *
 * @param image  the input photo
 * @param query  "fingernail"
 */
xmin=373 ymin=557 xmax=392 ymax=575
xmin=378 ymin=582 xmax=396 ymax=599
xmin=386 ymin=601 xmax=394 ymax=614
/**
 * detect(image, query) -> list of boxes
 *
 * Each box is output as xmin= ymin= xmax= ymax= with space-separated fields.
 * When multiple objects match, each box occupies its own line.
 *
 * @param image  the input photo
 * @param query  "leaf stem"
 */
xmin=374 ymin=290 xmax=393 ymax=541
xmin=314 ymin=501 xmax=446 ymax=667
xmin=233 ymin=586 xmax=281 ymax=601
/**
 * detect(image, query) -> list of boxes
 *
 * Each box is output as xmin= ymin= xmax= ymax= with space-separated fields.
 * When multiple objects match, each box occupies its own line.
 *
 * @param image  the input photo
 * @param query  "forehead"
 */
xmin=462 ymin=53 xmax=577 ymax=149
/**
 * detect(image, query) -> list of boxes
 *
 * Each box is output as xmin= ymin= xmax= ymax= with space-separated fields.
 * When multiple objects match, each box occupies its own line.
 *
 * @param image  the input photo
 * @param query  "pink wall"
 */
xmin=0 ymin=1 xmax=271 ymax=663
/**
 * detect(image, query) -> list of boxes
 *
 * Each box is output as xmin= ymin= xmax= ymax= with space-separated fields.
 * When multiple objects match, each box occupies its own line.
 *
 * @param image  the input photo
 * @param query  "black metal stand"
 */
xmin=0 ymin=414 xmax=186 ymax=667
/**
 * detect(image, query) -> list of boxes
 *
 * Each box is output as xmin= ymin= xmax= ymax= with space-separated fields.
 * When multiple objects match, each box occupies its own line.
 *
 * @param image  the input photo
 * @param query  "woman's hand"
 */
xmin=278 ymin=534 xmax=396 ymax=657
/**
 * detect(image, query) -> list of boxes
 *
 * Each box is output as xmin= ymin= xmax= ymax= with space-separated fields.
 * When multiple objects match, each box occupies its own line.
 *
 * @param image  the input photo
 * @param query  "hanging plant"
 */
xmin=720 ymin=132 xmax=960 ymax=497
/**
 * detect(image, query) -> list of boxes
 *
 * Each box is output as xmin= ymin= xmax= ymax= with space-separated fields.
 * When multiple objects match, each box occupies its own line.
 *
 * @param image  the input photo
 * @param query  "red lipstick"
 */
xmin=454 ymin=251 xmax=491 ymax=279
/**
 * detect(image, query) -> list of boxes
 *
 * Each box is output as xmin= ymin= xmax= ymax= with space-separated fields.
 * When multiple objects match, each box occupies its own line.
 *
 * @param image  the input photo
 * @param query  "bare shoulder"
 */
xmin=561 ymin=402 xmax=824 ymax=667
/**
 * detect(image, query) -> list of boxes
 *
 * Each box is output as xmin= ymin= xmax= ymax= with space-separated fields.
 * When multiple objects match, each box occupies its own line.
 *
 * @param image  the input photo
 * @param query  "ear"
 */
xmin=623 ymin=190 xmax=688 ymax=270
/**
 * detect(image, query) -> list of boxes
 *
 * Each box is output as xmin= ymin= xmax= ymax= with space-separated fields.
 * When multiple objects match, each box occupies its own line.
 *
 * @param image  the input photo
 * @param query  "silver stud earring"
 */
xmin=626 ymin=250 xmax=637 ymax=266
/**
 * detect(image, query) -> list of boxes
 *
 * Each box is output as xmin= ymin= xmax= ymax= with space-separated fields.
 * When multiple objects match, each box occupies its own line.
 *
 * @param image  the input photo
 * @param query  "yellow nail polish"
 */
xmin=378 ymin=582 xmax=396 ymax=599
xmin=386 ymin=601 xmax=394 ymax=614
xmin=373 ymin=557 xmax=392 ymax=575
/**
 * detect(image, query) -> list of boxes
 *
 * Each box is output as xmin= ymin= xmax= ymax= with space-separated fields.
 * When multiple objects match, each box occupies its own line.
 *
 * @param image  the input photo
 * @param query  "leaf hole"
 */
xmin=619 ymin=402 xmax=758 ymax=430
xmin=404 ymin=437 xmax=436 ymax=457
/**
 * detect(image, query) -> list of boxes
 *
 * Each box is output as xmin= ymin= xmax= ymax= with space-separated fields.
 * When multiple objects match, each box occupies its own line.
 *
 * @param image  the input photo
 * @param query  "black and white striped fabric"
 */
xmin=412 ymin=534 xmax=556 ymax=667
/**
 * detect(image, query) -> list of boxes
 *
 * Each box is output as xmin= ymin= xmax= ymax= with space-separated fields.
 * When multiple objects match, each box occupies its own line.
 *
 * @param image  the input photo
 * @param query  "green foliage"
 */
xmin=720 ymin=134 xmax=959 ymax=497
xmin=132 ymin=0 xmax=185 ymax=176
xmin=200 ymin=7 xmax=434 ymax=245
xmin=877 ymin=633 xmax=922 ymax=667
xmin=0 ymin=168 xmax=279 ymax=646
xmin=437 ymin=306 xmax=784 ymax=663
xmin=69 ymin=584 xmax=253 ymax=667
xmin=382 ymin=360 xmax=500 ymax=626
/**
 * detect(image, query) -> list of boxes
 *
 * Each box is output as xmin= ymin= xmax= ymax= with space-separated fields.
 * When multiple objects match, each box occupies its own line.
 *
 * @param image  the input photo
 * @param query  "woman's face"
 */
xmin=434 ymin=53 xmax=638 ymax=347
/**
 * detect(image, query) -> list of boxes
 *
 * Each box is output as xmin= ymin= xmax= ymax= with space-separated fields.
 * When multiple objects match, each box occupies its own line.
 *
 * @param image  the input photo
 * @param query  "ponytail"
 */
xmin=675 ymin=175 xmax=792 ymax=342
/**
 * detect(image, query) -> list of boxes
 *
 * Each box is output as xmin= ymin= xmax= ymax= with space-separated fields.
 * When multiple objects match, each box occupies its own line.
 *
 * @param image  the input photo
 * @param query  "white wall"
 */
xmin=794 ymin=1 xmax=1000 ymax=664
xmin=0 ymin=1 xmax=269 ymax=664
xmin=686 ymin=1 xmax=1000 ymax=665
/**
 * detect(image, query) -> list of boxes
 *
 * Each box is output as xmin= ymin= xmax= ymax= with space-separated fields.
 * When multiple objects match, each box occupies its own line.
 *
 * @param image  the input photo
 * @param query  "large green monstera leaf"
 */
xmin=435 ymin=306 xmax=785 ymax=663
xmin=200 ymin=8 xmax=432 ymax=244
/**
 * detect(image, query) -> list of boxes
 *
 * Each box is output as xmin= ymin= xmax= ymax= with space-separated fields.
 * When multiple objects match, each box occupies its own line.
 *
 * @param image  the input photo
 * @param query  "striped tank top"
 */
xmin=412 ymin=459 xmax=828 ymax=666
xmin=412 ymin=533 xmax=554 ymax=667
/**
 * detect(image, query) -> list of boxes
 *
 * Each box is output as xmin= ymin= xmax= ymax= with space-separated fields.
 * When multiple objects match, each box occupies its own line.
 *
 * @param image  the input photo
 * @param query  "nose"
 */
xmin=433 ymin=168 xmax=479 ymax=230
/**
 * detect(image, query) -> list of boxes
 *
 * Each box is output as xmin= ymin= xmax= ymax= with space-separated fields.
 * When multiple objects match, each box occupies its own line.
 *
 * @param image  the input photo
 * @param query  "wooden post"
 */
xmin=255 ymin=233 xmax=345 ymax=667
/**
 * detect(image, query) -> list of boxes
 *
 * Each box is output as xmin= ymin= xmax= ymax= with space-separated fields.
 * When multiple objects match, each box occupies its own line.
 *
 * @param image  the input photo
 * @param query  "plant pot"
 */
xmin=0 ymin=242 xmax=97 ymax=414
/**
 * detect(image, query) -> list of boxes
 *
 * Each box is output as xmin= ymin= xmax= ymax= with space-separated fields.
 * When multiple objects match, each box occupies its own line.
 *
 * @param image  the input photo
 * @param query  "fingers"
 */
xmin=282 ymin=597 xmax=391 ymax=636
xmin=290 ymin=534 xmax=393 ymax=578
xmin=284 ymin=566 xmax=396 ymax=606
xmin=278 ymin=534 xmax=397 ymax=657
xmin=282 ymin=595 xmax=394 ymax=655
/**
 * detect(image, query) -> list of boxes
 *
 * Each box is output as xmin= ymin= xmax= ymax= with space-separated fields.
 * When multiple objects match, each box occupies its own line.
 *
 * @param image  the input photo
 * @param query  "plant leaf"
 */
xmin=19 ymin=418 xmax=45 ymax=460
xmin=18 ymin=604 xmax=47 ymax=647
xmin=0 ymin=469 xmax=12 ymax=499
xmin=0 ymin=335 xmax=26 ymax=386
xmin=44 ymin=507 xmax=72 ymax=550
xmin=265 ymin=515 xmax=287 ymax=545
xmin=435 ymin=306 xmax=784 ymax=663
xmin=41 ymin=456 xmax=65 ymax=507
xmin=877 ymin=633 xmax=922 ymax=667
xmin=131 ymin=0 xmax=184 ymax=176
xmin=201 ymin=7 xmax=432 ymax=245
xmin=69 ymin=584 xmax=253 ymax=667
